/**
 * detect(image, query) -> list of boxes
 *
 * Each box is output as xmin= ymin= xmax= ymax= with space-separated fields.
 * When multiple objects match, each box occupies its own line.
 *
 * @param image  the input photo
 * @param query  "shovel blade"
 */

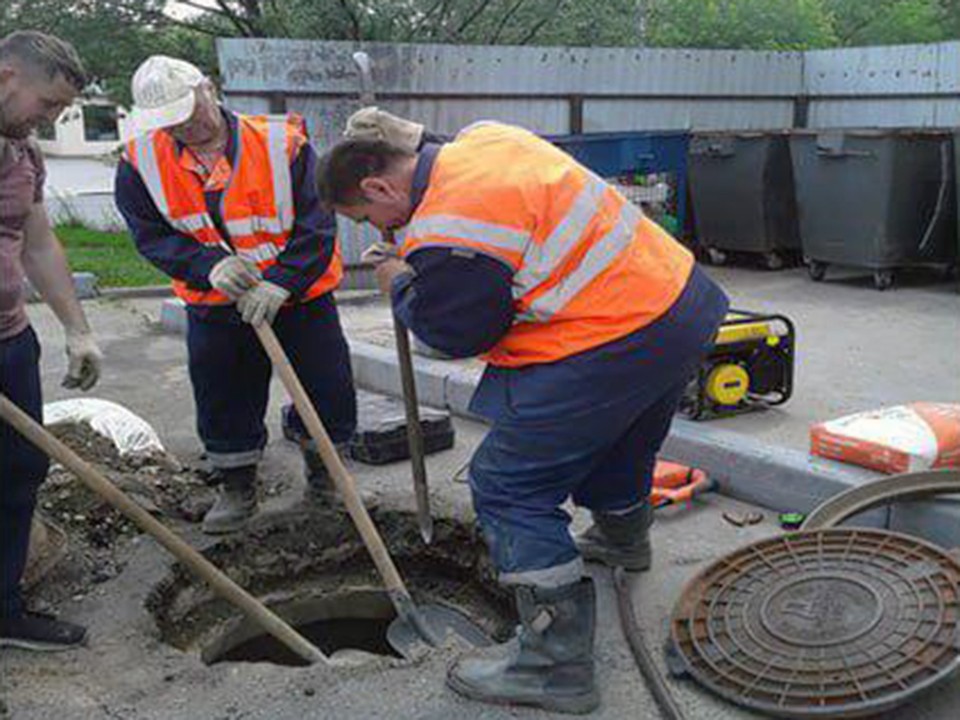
xmin=387 ymin=603 xmax=491 ymax=658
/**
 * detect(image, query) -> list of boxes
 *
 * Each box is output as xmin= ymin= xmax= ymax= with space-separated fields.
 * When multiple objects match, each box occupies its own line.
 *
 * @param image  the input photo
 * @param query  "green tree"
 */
xmin=646 ymin=0 xmax=837 ymax=50
xmin=824 ymin=0 xmax=950 ymax=46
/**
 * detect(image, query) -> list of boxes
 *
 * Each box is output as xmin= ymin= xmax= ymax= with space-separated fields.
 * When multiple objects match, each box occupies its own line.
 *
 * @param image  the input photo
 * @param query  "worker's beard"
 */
xmin=0 ymin=104 xmax=32 ymax=139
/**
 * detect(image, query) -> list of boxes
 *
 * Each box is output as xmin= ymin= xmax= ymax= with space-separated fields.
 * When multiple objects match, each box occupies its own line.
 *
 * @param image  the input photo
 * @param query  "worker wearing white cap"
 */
xmin=114 ymin=56 xmax=357 ymax=534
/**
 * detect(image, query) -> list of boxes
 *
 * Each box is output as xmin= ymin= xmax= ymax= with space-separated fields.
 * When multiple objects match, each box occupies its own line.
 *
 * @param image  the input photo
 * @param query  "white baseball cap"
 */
xmin=131 ymin=56 xmax=205 ymax=133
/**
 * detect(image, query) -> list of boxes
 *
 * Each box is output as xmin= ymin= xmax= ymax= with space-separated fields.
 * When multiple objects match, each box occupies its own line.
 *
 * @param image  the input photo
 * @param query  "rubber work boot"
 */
xmin=301 ymin=443 xmax=337 ymax=506
xmin=576 ymin=503 xmax=653 ymax=571
xmin=202 ymin=466 xmax=258 ymax=534
xmin=447 ymin=578 xmax=599 ymax=714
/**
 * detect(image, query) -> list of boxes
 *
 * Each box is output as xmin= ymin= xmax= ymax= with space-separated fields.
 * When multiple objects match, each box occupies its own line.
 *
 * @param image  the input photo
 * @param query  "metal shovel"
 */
xmin=252 ymin=322 xmax=488 ymax=656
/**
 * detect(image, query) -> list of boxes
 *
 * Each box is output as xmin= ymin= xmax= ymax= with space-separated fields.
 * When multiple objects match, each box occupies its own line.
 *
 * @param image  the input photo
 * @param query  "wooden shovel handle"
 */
xmin=0 ymin=393 xmax=328 ymax=666
xmin=252 ymin=324 xmax=410 ymax=596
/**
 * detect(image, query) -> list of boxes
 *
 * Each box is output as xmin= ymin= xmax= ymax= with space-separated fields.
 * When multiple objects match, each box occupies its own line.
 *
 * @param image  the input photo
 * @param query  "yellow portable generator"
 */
xmin=679 ymin=311 xmax=795 ymax=420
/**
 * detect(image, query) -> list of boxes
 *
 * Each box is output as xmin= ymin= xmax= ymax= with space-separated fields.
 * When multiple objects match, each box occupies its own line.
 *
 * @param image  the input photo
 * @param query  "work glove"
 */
xmin=63 ymin=330 xmax=103 ymax=391
xmin=236 ymin=281 xmax=290 ymax=327
xmin=209 ymin=255 xmax=261 ymax=300
xmin=344 ymin=106 xmax=425 ymax=152
xmin=360 ymin=240 xmax=401 ymax=266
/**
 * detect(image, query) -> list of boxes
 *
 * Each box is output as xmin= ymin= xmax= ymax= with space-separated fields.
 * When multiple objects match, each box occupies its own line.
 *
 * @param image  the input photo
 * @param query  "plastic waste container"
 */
xmin=688 ymin=131 xmax=800 ymax=270
xmin=790 ymin=130 xmax=957 ymax=290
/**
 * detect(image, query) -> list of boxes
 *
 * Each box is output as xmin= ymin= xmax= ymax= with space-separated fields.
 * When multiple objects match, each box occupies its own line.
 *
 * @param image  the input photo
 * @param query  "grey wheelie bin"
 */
xmin=790 ymin=130 xmax=957 ymax=290
xmin=689 ymin=131 xmax=800 ymax=270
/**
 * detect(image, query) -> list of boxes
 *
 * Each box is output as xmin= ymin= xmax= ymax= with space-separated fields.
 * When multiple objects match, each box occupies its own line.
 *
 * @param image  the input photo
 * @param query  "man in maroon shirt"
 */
xmin=0 ymin=31 xmax=102 ymax=651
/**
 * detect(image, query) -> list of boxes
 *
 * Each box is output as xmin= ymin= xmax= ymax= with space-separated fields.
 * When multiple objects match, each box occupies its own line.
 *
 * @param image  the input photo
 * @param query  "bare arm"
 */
xmin=21 ymin=202 xmax=91 ymax=335
xmin=21 ymin=202 xmax=102 ymax=390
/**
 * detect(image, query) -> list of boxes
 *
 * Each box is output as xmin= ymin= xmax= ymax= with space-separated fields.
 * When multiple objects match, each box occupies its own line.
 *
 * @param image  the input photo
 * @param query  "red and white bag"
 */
xmin=811 ymin=403 xmax=960 ymax=474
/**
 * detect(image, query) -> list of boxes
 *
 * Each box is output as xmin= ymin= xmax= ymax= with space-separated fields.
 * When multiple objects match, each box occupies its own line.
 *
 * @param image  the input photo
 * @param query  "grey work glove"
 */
xmin=209 ymin=255 xmax=261 ymax=300
xmin=63 ymin=330 xmax=103 ymax=391
xmin=344 ymin=106 xmax=425 ymax=152
xmin=236 ymin=281 xmax=291 ymax=327
xmin=360 ymin=240 xmax=401 ymax=266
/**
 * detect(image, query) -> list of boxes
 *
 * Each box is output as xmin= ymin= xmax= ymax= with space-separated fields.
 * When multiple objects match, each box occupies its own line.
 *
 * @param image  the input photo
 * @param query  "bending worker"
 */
xmin=115 ymin=56 xmax=356 ymax=534
xmin=1 ymin=31 xmax=102 ymax=651
xmin=320 ymin=111 xmax=729 ymax=714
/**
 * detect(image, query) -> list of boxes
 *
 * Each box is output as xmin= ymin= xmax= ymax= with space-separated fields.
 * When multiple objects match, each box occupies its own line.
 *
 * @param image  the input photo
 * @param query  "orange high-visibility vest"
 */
xmin=124 ymin=113 xmax=342 ymax=306
xmin=398 ymin=122 xmax=694 ymax=368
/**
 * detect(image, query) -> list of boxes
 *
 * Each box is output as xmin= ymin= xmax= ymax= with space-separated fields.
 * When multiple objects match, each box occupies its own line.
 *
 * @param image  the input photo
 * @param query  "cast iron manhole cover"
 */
xmin=671 ymin=528 xmax=960 ymax=718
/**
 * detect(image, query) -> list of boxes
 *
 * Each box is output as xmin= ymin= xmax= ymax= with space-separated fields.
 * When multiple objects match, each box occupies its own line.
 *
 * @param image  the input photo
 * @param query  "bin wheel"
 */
xmin=874 ymin=270 xmax=894 ymax=291
xmin=808 ymin=261 xmax=827 ymax=282
xmin=764 ymin=252 xmax=785 ymax=271
xmin=706 ymin=247 xmax=728 ymax=266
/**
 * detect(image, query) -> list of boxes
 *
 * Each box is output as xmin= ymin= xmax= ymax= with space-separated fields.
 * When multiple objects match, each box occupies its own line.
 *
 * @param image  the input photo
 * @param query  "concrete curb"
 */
xmin=26 ymin=272 xmax=98 ymax=302
xmin=99 ymin=285 xmax=172 ymax=300
xmin=158 ymin=292 xmax=385 ymax=336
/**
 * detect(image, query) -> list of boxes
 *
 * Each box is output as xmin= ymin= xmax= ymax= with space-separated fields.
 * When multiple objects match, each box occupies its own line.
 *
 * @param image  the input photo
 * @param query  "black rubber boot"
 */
xmin=447 ymin=578 xmax=599 ymax=714
xmin=301 ymin=443 xmax=339 ymax=506
xmin=202 ymin=466 xmax=257 ymax=534
xmin=576 ymin=504 xmax=653 ymax=571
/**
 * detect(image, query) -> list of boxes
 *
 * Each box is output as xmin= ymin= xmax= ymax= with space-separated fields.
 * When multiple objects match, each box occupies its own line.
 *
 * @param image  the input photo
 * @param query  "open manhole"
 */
xmin=671 ymin=528 xmax=960 ymax=719
xmin=147 ymin=507 xmax=513 ymax=666
xmin=205 ymin=588 xmax=402 ymax=666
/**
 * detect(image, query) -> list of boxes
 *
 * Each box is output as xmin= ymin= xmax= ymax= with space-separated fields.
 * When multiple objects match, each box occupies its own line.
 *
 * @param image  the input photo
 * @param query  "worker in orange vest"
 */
xmin=115 ymin=57 xmax=357 ymax=534
xmin=321 ymin=111 xmax=729 ymax=713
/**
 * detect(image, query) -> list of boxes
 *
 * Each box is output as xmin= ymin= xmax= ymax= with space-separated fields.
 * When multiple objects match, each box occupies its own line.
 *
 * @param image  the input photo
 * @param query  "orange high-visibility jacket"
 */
xmin=123 ymin=113 xmax=342 ymax=306
xmin=398 ymin=122 xmax=695 ymax=368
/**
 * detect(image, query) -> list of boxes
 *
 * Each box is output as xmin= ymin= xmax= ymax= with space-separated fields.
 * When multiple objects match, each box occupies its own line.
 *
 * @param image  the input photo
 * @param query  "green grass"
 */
xmin=56 ymin=224 xmax=168 ymax=288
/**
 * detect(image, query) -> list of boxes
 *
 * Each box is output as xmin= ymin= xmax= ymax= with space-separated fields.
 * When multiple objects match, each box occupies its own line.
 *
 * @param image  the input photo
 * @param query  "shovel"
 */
xmin=252 ymin=320 xmax=488 ymax=656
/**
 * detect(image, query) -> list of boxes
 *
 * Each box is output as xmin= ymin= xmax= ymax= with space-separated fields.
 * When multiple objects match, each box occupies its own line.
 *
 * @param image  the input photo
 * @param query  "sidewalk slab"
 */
xmin=347 ymin=339 xmax=920 ymax=534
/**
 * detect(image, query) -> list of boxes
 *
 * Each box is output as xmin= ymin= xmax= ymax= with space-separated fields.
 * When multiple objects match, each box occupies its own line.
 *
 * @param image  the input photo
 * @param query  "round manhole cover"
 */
xmin=671 ymin=529 xmax=960 ymax=718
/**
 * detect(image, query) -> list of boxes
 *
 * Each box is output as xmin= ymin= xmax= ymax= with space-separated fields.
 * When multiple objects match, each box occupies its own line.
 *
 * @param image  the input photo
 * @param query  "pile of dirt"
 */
xmin=29 ymin=422 xmax=215 ymax=608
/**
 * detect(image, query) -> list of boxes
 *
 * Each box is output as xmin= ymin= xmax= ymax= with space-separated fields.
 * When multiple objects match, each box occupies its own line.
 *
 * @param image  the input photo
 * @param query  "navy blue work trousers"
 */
xmin=0 ymin=327 xmax=50 ymax=618
xmin=186 ymin=293 xmax=357 ymax=469
xmin=467 ymin=266 xmax=729 ymax=580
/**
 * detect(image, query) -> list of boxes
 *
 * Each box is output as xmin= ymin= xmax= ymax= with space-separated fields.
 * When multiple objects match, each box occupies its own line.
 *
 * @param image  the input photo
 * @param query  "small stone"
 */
xmin=303 ymin=687 xmax=316 ymax=697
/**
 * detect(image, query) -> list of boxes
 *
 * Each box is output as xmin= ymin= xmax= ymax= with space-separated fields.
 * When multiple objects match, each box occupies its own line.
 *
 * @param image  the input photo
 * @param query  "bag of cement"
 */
xmin=43 ymin=398 xmax=165 ymax=458
xmin=811 ymin=403 xmax=960 ymax=474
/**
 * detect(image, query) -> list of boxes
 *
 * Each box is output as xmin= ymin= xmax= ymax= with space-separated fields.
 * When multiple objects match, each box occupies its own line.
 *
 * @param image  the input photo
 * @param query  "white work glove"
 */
xmin=236 ymin=281 xmax=291 ymax=327
xmin=344 ymin=107 xmax=425 ymax=152
xmin=63 ymin=330 xmax=103 ymax=391
xmin=360 ymin=240 xmax=401 ymax=266
xmin=209 ymin=255 xmax=261 ymax=300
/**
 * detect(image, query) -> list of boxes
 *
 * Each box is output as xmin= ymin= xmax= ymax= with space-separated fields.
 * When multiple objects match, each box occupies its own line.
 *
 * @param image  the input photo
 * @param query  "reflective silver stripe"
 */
xmin=225 ymin=216 xmax=287 ymax=237
xmin=499 ymin=557 xmax=584 ymax=588
xmin=206 ymin=448 xmax=263 ymax=469
xmin=237 ymin=243 xmax=280 ymax=264
xmin=169 ymin=213 xmax=215 ymax=233
xmin=133 ymin=135 xmax=169 ymax=216
xmin=266 ymin=116 xmax=294 ymax=231
xmin=519 ymin=201 xmax=641 ymax=322
xmin=405 ymin=215 xmax=529 ymax=258
xmin=513 ymin=177 xmax=607 ymax=300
